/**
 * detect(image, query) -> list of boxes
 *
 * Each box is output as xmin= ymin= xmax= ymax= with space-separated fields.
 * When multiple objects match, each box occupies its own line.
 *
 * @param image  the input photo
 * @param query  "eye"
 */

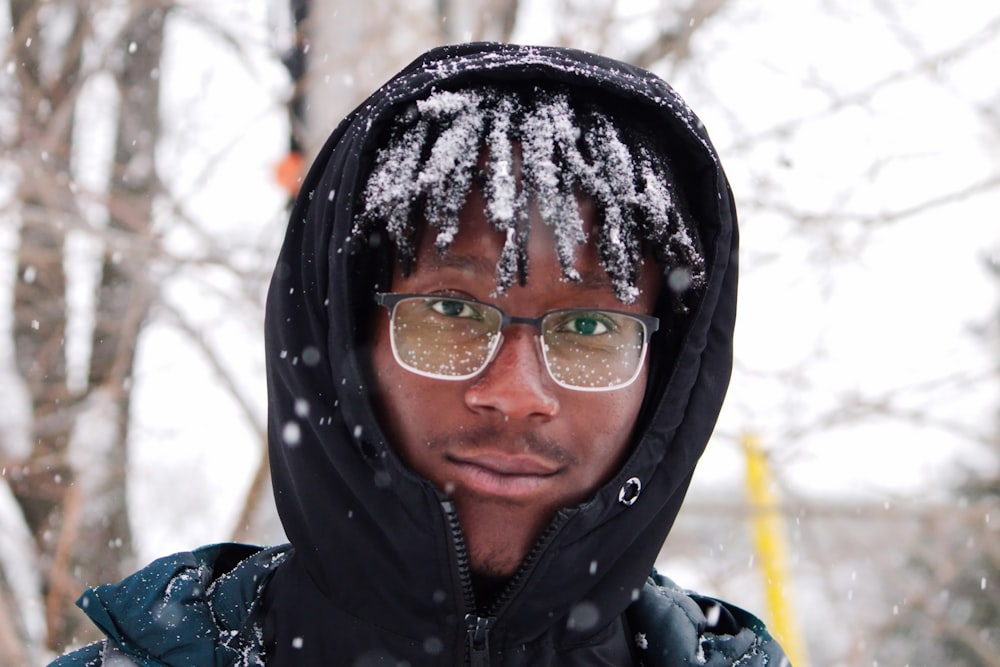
xmin=429 ymin=298 xmax=481 ymax=319
xmin=558 ymin=311 xmax=614 ymax=336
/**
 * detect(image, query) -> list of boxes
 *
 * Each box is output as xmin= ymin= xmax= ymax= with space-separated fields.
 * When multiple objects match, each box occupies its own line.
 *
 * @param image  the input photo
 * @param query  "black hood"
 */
xmin=263 ymin=42 xmax=737 ymax=663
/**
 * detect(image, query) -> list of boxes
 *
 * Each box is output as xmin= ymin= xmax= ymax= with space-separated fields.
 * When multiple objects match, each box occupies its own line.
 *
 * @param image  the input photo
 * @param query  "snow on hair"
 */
xmin=353 ymin=85 xmax=706 ymax=304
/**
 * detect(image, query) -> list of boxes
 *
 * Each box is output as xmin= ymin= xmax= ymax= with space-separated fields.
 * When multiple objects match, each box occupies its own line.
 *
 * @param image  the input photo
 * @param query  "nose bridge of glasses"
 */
xmin=500 ymin=312 xmax=548 ymax=335
xmin=483 ymin=311 xmax=548 ymax=377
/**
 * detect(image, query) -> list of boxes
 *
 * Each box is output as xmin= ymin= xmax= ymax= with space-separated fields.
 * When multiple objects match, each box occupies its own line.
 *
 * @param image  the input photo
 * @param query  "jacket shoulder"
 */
xmin=626 ymin=570 xmax=790 ymax=667
xmin=48 ymin=543 xmax=291 ymax=667
xmin=49 ymin=641 xmax=105 ymax=666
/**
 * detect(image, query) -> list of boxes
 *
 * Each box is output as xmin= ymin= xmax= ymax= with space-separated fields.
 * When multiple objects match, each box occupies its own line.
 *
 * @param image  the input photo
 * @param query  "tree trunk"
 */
xmin=6 ymin=0 xmax=86 ymax=653
xmin=3 ymin=0 xmax=168 ymax=655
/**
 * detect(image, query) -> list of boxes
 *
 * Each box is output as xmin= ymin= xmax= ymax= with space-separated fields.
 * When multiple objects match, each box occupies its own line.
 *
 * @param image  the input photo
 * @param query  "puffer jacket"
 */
xmin=53 ymin=42 xmax=790 ymax=666
xmin=52 ymin=543 xmax=783 ymax=666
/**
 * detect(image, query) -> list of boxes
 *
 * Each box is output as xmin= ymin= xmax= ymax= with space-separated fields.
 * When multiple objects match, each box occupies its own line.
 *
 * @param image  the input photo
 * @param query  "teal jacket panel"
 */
xmin=627 ymin=571 xmax=787 ymax=667
xmin=50 ymin=543 xmax=289 ymax=667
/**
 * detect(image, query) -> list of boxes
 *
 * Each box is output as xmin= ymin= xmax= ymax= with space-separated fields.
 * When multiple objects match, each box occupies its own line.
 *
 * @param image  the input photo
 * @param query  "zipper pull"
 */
xmin=465 ymin=614 xmax=495 ymax=667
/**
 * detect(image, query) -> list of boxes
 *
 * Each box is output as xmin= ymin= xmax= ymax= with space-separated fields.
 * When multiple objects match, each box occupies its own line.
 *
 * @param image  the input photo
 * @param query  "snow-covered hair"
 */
xmin=352 ymin=84 xmax=705 ymax=304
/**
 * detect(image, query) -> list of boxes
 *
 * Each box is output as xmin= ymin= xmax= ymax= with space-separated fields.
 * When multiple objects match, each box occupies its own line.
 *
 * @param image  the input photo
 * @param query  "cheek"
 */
xmin=570 ymin=381 xmax=647 ymax=474
xmin=369 ymin=321 xmax=457 ymax=469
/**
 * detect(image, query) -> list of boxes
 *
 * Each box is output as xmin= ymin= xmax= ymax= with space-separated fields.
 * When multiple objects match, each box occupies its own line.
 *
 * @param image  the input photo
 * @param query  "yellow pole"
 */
xmin=742 ymin=433 xmax=808 ymax=667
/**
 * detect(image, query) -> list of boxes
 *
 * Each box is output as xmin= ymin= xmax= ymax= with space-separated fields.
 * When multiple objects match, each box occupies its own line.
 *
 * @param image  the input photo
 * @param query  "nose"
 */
xmin=464 ymin=327 xmax=559 ymax=420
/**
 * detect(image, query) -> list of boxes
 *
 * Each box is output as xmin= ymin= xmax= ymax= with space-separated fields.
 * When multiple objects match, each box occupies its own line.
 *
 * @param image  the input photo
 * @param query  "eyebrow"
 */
xmin=572 ymin=268 xmax=620 ymax=292
xmin=419 ymin=252 xmax=619 ymax=293
xmin=418 ymin=252 xmax=497 ymax=277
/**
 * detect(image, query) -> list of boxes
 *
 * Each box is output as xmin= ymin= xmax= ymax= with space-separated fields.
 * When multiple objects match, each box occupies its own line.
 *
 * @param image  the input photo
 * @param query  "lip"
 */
xmin=446 ymin=453 xmax=560 ymax=499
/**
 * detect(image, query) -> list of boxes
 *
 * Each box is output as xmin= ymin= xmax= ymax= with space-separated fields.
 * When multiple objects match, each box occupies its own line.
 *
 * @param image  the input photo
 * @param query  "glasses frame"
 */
xmin=374 ymin=292 xmax=660 ymax=392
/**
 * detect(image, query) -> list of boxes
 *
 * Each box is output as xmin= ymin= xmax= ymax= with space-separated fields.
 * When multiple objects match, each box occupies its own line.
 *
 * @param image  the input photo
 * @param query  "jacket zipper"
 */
xmin=442 ymin=499 xmax=495 ymax=667
xmin=466 ymin=613 xmax=494 ymax=667
xmin=443 ymin=500 xmax=571 ymax=667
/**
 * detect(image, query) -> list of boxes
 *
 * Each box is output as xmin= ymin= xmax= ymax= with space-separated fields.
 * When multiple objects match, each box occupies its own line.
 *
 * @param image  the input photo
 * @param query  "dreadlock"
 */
xmin=352 ymin=84 xmax=705 ymax=304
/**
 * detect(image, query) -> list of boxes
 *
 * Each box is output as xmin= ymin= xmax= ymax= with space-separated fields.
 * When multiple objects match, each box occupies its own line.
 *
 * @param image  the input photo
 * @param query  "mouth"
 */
xmin=445 ymin=453 xmax=561 ymax=499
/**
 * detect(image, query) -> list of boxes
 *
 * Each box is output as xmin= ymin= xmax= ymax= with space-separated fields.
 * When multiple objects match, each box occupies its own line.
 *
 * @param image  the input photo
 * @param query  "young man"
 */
xmin=53 ymin=43 xmax=789 ymax=666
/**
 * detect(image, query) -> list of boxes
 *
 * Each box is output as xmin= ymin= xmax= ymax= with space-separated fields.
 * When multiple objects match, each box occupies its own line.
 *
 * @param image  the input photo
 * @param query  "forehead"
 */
xmin=411 ymin=248 xmax=621 ymax=294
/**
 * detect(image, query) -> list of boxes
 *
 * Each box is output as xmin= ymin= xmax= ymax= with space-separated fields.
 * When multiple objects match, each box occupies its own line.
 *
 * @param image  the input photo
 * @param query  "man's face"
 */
xmin=370 ymin=187 xmax=661 ymax=577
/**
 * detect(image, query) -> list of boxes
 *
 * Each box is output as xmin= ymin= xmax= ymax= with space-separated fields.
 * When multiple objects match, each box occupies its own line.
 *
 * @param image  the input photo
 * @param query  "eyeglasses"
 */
xmin=374 ymin=293 xmax=659 ymax=391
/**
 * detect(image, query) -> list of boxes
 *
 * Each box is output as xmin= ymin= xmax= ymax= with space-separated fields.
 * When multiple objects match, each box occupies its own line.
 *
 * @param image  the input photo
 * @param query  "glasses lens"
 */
xmin=390 ymin=297 xmax=502 ymax=378
xmin=541 ymin=310 xmax=647 ymax=389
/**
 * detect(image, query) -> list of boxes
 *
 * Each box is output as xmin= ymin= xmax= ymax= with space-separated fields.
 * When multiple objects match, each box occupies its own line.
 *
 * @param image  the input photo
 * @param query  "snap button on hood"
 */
xmin=618 ymin=477 xmax=642 ymax=506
